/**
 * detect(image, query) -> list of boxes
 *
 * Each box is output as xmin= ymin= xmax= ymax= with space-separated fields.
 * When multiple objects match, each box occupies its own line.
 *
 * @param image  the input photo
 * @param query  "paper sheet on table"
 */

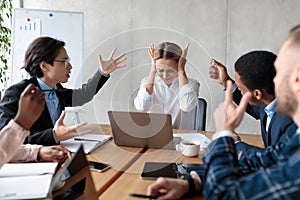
xmin=0 ymin=162 xmax=58 ymax=177
xmin=0 ymin=162 xmax=57 ymax=199
xmin=0 ymin=175 xmax=53 ymax=199
xmin=61 ymin=133 xmax=112 ymax=154
xmin=174 ymin=133 xmax=211 ymax=148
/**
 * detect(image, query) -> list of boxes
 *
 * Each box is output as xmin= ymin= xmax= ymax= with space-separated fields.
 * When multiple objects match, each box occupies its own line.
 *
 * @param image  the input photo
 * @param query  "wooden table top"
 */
xmin=84 ymin=124 xmax=145 ymax=195
xmin=100 ymin=148 xmax=203 ymax=200
xmin=90 ymin=124 xmax=264 ymax=200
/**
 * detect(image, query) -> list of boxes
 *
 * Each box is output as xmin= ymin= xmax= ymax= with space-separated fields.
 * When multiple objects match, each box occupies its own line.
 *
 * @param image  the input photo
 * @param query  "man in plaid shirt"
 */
xmin=147 ymin=25 xmax=300 ymax=200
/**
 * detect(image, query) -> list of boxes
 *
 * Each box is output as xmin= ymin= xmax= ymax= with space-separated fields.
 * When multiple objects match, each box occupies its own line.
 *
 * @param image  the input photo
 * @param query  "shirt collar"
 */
xmin=37 ymin=78 xmax=56 ymax=90
xmin=296 ymin=128 xmax=300 ymax=135
xmin=264 ymin=99 xmax=277 ymax=116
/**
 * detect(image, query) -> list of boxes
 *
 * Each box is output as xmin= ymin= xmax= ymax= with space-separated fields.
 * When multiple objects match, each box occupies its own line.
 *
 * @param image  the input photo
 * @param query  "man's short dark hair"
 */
xmin=22 ymin=37 xmax=65 ymax=77
xmin=234 ymin=51 xmax=277 ymax=95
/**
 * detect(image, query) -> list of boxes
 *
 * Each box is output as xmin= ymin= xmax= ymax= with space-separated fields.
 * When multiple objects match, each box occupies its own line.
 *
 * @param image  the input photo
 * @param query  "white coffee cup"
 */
xmin=176 ymin=140 xmax=200 ymax=157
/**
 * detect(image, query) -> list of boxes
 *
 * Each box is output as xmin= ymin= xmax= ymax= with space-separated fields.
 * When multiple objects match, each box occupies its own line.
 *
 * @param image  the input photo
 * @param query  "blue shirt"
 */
xmin=37 ymin=78 xmax=60 ymax=125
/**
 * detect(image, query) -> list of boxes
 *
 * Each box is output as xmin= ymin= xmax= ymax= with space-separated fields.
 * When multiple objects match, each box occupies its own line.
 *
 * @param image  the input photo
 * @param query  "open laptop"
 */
xmin=51 ymin=145 xmax=88 ymax=198
xmin=108 ymin=111 xmax=177 ymax=149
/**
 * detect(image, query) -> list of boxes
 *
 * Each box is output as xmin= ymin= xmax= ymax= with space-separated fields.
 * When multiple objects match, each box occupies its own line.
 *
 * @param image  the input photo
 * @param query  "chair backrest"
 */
xmin=189 ymin=98 xmax=207 ymax=131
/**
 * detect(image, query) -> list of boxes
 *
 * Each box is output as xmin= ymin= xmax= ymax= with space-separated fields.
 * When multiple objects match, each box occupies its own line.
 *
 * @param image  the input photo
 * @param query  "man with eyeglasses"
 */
xmin=0 ymin=36 xmax=127 ymax=146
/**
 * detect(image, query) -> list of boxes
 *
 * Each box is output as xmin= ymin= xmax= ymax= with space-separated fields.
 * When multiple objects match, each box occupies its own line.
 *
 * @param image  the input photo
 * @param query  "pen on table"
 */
xmin=74 ymin=138 xmax=100 ymax=142
xmin=129 ymin=193 xmax=159 ymax=199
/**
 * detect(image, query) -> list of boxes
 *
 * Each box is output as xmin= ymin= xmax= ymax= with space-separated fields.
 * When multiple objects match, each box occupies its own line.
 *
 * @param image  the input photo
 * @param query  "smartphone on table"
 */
xmin=88 ymin=161 xmax=111 ymax=172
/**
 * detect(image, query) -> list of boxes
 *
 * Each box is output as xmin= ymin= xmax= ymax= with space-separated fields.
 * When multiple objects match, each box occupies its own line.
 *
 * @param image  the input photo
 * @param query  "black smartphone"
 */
xmin=141 ymin=162 xmax=178 ymax=180
xmin=141 ymin=162 xmax=203 ymax=180
xmin=88 ymin=161 xmax=111 ymax=172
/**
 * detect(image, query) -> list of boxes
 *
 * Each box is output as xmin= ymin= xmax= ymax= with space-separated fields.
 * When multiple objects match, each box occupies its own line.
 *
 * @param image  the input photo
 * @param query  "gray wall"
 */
xmin=22 ymin=0 xmax=300 ymax=134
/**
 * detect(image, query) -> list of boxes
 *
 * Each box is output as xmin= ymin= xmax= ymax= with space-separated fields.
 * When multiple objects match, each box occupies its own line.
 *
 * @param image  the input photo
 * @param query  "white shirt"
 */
xmin=134 ymin=75 xmax=200 ymax=129
xmin=264 ymin=99 xmax=276 ymax=132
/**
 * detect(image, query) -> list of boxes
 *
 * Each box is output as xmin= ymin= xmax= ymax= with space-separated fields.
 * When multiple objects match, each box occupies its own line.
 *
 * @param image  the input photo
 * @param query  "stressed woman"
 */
xmin=134 ymin=42 xmax=200 ymax=129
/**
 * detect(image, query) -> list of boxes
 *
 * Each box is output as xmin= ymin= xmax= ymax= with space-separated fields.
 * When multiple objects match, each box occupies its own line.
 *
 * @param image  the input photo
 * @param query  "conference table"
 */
xmin=82 ymin=124 xmax=264 ymax=200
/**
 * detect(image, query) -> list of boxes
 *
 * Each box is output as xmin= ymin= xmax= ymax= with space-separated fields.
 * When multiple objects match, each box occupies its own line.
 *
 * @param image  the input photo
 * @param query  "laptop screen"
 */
xmin=51 ymin=145 xmax=87 ymax=192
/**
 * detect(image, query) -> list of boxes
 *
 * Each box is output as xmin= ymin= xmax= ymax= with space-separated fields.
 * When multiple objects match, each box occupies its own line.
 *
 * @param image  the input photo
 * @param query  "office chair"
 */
xmin=190 ymin=98 xmax=207 ymax=131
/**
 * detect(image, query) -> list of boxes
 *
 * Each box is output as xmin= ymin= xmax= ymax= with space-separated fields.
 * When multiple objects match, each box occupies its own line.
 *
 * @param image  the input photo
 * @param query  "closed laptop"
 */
xmin=107 ymin=111 xmax=175 ymax=149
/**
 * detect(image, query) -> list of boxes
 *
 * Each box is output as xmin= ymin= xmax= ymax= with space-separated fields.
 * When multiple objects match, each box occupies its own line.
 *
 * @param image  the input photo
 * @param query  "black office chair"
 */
xmin=189 ymin=98 xmax=207 ymax=131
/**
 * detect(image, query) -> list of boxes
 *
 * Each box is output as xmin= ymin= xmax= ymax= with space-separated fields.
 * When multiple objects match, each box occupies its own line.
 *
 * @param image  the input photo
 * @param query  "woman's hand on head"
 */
xmin=148 ymin=44 xmax=157 ymax=73
xmin=178 ymin=43 xmax=189 ymax=74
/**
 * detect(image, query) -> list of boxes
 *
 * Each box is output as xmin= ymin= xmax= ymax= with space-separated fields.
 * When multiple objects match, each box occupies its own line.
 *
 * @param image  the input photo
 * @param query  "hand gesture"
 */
xmin=178 ymin=43 xmax=189 ymax=74
xmin=221 ymin=81 xmax=251 ymax=131
xmin=147 ymin=177 xmax=189 ymax=200
xmin=14 ymin=84 xmax=45 ymax=130
xmin=38 ymin=145 xmax=70 ymax=163
xmin=98 ymin=48 xmax=127 ymax=75
xmin=209 ymin=59 xmax=233 ymax=88
xmin=53 ymin=111 xmax=92 ymax=142
xmin=148 ymin=44 xmax=156 ymax=73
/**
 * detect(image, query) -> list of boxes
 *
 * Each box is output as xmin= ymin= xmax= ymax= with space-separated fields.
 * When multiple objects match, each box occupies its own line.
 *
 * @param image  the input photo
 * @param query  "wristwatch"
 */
xmin=180 ymin=173 xmax=196 ymax=194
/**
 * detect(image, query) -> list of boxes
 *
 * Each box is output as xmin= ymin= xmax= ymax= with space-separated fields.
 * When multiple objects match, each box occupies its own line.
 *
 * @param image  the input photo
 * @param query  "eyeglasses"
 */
xmin=53 ymin=58 xmax=71 ymax=67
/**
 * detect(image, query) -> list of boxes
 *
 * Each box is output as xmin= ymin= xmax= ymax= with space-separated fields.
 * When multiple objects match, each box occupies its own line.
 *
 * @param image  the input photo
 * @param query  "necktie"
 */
xmin=47 ymin=91 xmax=59 ymax=125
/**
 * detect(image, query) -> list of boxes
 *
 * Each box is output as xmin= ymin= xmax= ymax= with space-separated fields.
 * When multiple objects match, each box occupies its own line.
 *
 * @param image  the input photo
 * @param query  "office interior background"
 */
xmin=10 ymin=0 xmax=300 ymax=134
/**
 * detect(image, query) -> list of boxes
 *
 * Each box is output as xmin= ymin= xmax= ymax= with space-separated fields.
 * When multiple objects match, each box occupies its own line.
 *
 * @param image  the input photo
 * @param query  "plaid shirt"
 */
xmin=202 ymin=128 xmax=300 ymax=200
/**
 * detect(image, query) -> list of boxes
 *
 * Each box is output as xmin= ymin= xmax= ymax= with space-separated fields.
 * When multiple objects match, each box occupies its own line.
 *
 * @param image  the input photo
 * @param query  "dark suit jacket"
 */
xmin=0 ymin=71 xmax=109 ymax=145
xmin=232 ymin=89 xmax=297 ymax=158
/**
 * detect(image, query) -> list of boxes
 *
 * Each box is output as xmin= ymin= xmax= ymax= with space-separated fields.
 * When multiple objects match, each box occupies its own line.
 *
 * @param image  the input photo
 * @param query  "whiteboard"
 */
xmin=10 ymin=8 xmax=83 ymax=88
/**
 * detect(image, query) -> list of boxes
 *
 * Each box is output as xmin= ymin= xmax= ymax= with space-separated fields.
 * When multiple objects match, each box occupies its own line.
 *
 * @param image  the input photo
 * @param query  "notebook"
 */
xmin=107 ymin=111 xmax=175 ymax=149
xmin=0 ymin=162 xmax=58 ymax=199
xmin=61 ymin=133 xmax=112 ymax=154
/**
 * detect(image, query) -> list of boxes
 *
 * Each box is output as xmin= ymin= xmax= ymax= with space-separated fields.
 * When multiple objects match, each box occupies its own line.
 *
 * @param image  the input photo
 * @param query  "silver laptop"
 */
xmin=107 ymin=111 xmax=176 ymax=149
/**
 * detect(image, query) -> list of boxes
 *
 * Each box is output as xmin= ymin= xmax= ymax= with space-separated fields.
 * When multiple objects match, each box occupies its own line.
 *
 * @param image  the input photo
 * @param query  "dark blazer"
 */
xmin=0 ymin=71 xmax=109 ymax=146
xmin=232 ymin=89 xmax=297 ymax=157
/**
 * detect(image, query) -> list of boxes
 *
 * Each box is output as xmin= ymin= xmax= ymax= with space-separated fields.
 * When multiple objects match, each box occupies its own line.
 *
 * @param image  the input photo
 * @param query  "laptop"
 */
xmin=51 ymin=145 xmax=88 ymax=196
xmin=107 ymin=111 xmax=177 ymax=149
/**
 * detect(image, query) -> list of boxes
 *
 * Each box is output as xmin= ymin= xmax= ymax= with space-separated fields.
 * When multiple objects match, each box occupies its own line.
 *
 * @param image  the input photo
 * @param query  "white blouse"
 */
xmin=134 ymin=75 xmax=200 ymax=129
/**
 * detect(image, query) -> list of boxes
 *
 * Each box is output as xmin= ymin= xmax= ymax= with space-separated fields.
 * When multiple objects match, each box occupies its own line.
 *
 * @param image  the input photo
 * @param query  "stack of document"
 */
xmin=0 ymin=162 xmax=58 ymax=199
xmin=61 ymin=133 xmax=112 ymax=154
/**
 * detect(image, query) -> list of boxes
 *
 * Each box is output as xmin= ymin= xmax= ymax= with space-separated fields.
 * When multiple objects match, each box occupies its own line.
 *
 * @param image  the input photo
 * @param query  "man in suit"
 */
xmin=209 ymin=51 xmax=297 ymax=158
xmin=0 ymin=37 xmax=127 ymax=146
xmin=147 ymin=24 xmax=300 ymax=199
